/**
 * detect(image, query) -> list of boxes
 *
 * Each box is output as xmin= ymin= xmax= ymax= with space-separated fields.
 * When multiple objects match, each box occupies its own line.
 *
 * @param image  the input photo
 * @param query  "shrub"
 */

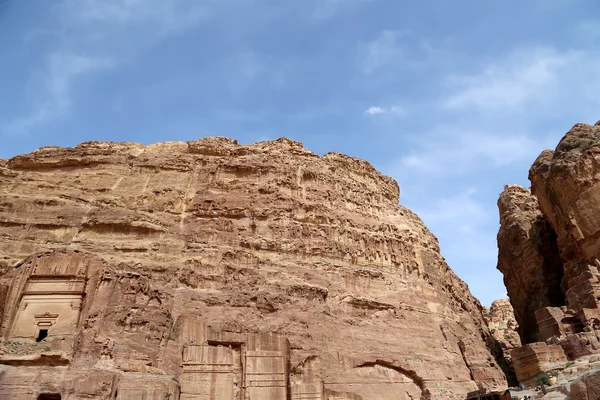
xmin=535 ymin=372 xmax=550 ymax=386
xmin=577 ymin=141 xmax=593 ymax=151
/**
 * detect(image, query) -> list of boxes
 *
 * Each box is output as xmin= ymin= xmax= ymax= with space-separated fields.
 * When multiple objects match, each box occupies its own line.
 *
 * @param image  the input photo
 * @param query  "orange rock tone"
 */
xmin=0 ymin=138 xmax=507 ymax=399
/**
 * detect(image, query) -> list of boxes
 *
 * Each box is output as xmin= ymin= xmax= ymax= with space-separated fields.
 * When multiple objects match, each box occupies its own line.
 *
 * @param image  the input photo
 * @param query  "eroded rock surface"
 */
xmin=497 ymin=186 xmax=565 ymax=344
xmin=0 ymin=138 xmax=507 ymax=399
xmin=497 ymin=122 xmax=600 ymax=387
xmin=529 ymin=122 xmax=600 ymax=314
xmin=483 ymin=300 xmax=521 ymax=361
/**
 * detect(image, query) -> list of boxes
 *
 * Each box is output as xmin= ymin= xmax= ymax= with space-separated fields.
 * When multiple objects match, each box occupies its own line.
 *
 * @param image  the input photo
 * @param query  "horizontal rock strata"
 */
xmin=0 ymin=138 xmax=506 ymax=399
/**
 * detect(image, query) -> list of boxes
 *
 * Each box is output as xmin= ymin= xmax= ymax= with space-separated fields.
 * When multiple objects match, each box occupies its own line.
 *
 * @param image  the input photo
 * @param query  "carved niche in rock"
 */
xmin=0 ymin=251 xmax=105 ymax=345
xmin=178 ymin=316 xmax=296 ymax=400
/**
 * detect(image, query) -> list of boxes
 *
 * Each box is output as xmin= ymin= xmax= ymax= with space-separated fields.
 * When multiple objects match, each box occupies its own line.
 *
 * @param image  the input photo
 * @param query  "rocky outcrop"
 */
xmin=529 ymin=122 xmax=600 ymax=314
xmin=497 ymin=186 xmax=565 ymax=343
xmin=482 ymin=300 xmax=520 ymax=387
xmin=484 ymin=300 xmax=521 ymax=358
xmin=0 ymin=138 xmax=506 ymax=399
xmin=497 ymin=121 xmax=600 ymax=389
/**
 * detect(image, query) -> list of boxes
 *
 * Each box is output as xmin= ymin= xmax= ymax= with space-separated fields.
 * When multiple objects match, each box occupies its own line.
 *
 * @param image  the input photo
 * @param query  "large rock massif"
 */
xmin=497 ymin=122 xmax=600 ymax=390
xmin=0 ymin=138 xmax=507 ymax=399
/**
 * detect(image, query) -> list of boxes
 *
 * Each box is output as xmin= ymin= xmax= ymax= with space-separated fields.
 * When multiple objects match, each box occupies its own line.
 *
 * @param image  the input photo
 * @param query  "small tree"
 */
xmin=535 ymin=372 xmax=550 ymax=386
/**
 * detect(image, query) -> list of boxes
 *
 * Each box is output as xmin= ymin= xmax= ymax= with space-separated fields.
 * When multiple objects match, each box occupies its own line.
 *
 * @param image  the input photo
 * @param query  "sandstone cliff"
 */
xmin=497 ymin=122 xmax=600 ymax=388
xmin=0 ymin=138 xmax=507 ymax=399
xmin=497 ymin=185 xmax=565 ymax=343
xmin=483 ymin=300 xmax=520 ymax=360
xmin=529 ymin=122 xmax=600 ymax=305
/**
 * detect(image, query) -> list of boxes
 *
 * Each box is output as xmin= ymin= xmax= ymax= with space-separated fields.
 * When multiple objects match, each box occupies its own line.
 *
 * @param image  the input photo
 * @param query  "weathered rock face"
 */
xmin=497 ymin=122 xmax=600 ymax=387
xmin=0 ymin=138 xmax=507 ymax=399
xmin=483 ymin=300 xmax=521 ymax=359
xmin=497 ymin=186 xmax=565 ymax=343
xmin=529 ymin=122 xmax=600 ymax=314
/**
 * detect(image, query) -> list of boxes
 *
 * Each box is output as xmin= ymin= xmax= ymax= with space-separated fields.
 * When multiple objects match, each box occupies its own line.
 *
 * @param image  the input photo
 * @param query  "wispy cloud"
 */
xmin=363 ymin=105 xmax=406 ymax=116
xmin=419 ymin=188 xmax=489 ymax=233
xmin=364 ymin=106 xmax=385 ymax=115
xmin=360 ymin=30 xmax=406 ymax=75
xmin=444 ymin=47 xmax=584 ymax=110
xmin=412 ymin=186 xmax=506 ymax=300
xmin=222 ymin=51 xmax=290 ymax=96
xmin=5 ymin=53 xmax=114 ymax=134
xmin=399 ymin=130 xmax=542 ymax=176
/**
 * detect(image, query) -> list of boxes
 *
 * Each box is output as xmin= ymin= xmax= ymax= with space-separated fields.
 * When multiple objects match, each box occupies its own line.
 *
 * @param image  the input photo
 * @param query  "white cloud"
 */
xmin=360 ymin=30 xmax=405 ymax=75
xmin=364 ymin=106 xmax=385 ymax=115
xmin=6 ymin=53 xmax=114 ymax=134
xmin=444 ymin=47 xmax=587 ymax=110
xmin=363 ymin=105 xmax=406 ymax=116
xmin=398 ymin=130 xmax=542 ymax=176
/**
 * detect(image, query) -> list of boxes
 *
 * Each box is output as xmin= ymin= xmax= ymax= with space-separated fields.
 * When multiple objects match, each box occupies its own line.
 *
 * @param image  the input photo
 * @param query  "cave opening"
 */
xmin=36 ymin=329 xmax=48 ymax=342
xmin=37 ymin=394 xmax=61 ymax=400
xmin=533 ymin=217 xmax=566 ymax=307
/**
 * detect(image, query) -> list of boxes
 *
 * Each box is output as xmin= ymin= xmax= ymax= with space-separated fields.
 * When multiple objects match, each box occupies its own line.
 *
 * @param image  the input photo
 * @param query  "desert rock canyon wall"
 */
xmin=497 ymin=122 xmax=600 ymax=392
xmin=483 ymin=300 xmax=520 ymax=372
xmin=0 ymin=137 xmax=507 ymax=399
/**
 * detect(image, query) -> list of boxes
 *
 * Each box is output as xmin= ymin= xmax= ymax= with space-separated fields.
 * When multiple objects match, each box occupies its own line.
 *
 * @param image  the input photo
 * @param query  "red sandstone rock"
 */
xmin=510 ymin=343 xmax=567 ymax=385
xmin=484 ymin=300 xmax=521 ymax=361
xmin=529 ymin=122 xmax=600 ymax=314
xmin=0 ymin=138 xmax=507 ymax=399
xmin=497 ymin=185 xmax=565 ymax=344
xmin=497 ymin=122 xmax=600 ymax=388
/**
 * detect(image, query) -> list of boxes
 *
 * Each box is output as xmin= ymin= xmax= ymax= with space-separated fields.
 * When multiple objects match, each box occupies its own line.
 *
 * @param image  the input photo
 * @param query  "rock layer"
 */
xmin=0 ymin=138 xmax=506 ymax=399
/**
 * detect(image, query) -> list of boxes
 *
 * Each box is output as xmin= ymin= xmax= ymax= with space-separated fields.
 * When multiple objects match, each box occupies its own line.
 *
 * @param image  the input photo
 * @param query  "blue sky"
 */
xmin=1 ymin=0 xmax=599 ymax=305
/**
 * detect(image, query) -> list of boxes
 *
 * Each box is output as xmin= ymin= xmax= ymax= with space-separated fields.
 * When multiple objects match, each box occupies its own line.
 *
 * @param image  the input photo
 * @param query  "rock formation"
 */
xmin=497 ymin=121 xmax=600 ymax=388
xmin=497 ymin=186 xmax=565 ymax=344
xmin=483 ymin=300 xmax=521 ymax=364
xmin=0 ymin=138 xmax=507 ymax=399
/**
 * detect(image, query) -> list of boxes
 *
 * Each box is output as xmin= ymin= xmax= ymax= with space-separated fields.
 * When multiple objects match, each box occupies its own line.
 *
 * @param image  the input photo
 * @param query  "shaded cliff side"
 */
xmin=497 ymin=185 xmax=565 ymax=343
xmin=497 ymin=122 xmax=600 ymax=391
